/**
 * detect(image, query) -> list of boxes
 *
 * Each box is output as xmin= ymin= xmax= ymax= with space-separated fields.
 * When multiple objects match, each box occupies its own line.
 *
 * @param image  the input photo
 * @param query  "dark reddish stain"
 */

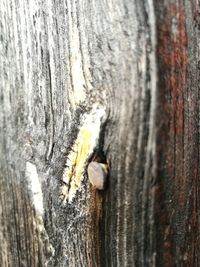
xmin=194 ymin=159 xmax=198 ymax=179
xmin=157 ymin=2 xmax=188 ymax=207
xmin=155 ymin=1 xmax=199 ymax=266
xmin=193 ymin=0 xmax=199 ymax=23
xmin=158 ymin=3 xmax=187 ymax=140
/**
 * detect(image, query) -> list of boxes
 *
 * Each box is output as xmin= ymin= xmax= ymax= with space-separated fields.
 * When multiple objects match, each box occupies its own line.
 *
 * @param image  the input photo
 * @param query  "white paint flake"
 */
xmin=26 ymin=162 xmax=44 ymax=216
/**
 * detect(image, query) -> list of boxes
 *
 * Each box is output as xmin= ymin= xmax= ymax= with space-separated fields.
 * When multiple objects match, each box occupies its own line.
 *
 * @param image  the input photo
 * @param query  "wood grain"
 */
xmin=0 ymin=0 xmax=199 ymax=266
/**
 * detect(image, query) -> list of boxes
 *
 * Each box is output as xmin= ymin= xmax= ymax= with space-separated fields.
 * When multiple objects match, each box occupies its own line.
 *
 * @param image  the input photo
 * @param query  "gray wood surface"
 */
xmin=0 ymin=0 xmax=199 ymax=266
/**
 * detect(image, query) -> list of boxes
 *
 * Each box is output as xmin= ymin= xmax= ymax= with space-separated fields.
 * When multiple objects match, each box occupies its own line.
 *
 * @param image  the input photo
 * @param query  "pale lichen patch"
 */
xmin=61 ymin=108 xmax=106 ymax=203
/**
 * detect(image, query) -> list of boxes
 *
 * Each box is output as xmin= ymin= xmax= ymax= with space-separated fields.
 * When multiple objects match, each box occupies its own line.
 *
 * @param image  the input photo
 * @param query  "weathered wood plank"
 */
xmin=0 ymin=0 xmax=199 ymax=266
xmin=154 ymin=1 xmax=200 ymax=266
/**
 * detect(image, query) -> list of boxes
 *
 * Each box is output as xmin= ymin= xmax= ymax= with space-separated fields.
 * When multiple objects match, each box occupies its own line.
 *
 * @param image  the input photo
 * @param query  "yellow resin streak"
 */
xmin=61 ymin=128 xmax=93 ymax=202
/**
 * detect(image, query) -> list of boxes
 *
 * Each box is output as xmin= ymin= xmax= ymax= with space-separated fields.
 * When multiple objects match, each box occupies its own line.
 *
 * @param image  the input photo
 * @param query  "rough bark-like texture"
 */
xmin=0 ymin=0 xmax=199 ymax=267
